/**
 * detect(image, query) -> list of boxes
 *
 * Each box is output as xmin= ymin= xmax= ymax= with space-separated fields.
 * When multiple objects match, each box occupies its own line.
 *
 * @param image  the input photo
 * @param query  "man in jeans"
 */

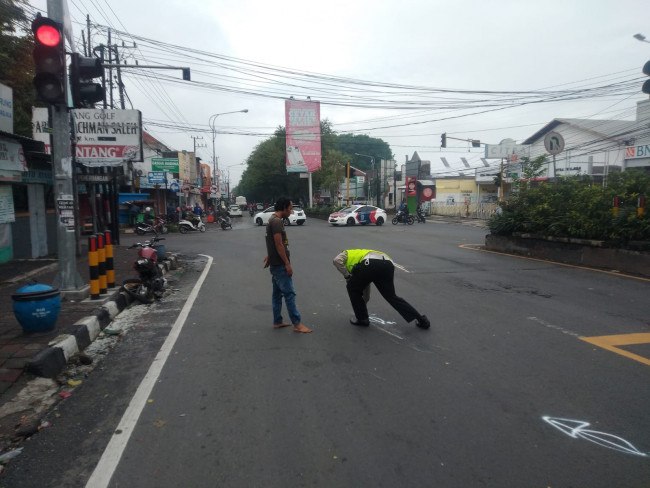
xmin=263 ymin=197 xmax=312 ymax=333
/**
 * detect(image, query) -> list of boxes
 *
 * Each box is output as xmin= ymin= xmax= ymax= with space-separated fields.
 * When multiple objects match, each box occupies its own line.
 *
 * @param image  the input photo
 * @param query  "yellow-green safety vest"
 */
xmin=344 ymin=249 xmax=390 ymax=273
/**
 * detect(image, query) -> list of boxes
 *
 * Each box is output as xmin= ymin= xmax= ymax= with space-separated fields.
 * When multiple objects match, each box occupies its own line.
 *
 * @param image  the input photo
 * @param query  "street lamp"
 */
xmin=633 ymin=33 xmax=650 ymax=44
xmin=355 ymin=152 xmax=380 ymax=207
xmin=208 ymin=109 xmax=248 ymax=187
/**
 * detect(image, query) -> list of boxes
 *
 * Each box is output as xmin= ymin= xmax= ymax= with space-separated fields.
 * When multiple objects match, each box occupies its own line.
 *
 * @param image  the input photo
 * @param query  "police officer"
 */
xmin=333 ymin=249 xmax=430 ymax=329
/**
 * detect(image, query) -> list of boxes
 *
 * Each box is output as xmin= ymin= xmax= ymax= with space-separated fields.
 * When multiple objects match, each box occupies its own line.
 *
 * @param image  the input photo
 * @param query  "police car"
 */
xmin=328 ymin=205 xmax=386 ymax=226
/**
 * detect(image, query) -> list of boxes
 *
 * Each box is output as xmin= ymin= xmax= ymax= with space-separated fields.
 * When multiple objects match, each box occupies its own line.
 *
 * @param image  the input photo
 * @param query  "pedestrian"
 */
xmin=263 ymin=197 xmax=311 ymax=333
xmin=194 ymin=204 xmax=203 ymax=216
xmin=332 ymin=249 xmax=430 ymax=329
xmin=129 ymin=203 xmax=140 ymax=227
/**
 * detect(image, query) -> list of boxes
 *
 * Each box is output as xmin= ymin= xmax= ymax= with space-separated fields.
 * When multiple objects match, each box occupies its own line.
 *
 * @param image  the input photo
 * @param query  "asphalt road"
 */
xmin=3 ymin=217 xmax=649 ymax=488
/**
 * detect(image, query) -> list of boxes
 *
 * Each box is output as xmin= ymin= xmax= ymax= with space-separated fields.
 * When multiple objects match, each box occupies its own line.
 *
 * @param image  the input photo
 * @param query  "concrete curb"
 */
xmin=25 ymin=254 xmax=179 ymax=378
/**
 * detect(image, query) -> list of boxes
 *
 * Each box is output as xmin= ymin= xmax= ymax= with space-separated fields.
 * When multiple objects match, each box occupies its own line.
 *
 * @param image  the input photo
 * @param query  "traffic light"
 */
xmin=441 ymin=133 xmax=447 ymax=148
xmin=643 ymin=61 xmax=650 ymax=94
xmin=69 ymin=53 xmax=105 ymax=107
xmin=31 ymin=15 xmax=66 ymax=104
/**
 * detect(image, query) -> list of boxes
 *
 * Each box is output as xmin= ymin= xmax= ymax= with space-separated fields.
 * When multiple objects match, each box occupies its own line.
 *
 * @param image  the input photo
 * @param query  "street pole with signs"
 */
xmin=41 ymin=1 xmax=85 ymax=294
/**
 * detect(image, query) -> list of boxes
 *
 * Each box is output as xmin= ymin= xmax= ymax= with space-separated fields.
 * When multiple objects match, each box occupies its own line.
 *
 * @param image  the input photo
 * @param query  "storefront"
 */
xmin=0 ymin=131 xmax=53 ymax=262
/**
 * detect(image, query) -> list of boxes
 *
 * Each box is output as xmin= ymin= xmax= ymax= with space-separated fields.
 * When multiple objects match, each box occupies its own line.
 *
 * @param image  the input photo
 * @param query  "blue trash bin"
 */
xmin=153 ymin=245 xmax=166 ymax=261
xmin=11 ymin=281 xmax=61 ymax=332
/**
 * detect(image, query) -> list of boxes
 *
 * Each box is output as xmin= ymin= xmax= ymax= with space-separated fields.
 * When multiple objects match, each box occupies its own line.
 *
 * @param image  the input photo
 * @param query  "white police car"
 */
xmin=328 ymin=205 xmax=386 ymax=226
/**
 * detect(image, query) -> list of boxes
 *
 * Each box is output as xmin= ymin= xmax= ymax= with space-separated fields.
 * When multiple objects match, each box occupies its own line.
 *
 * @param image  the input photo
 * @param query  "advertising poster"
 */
xmin=406 ymin=176 xmax=417 ymax=196
xmin=0 ymin=184 xmax=15 ymax=224
xmin=285 ymin=99 xmax=321 ymax=173
xmin=57 ymin=195 xmax=75 ymax=230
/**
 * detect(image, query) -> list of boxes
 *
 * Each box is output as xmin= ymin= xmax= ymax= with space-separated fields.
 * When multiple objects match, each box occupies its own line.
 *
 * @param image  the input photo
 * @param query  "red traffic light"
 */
xmin=35 ymin=24 xmax=61 ymax=47
xmin=31 ymin=15 xmax=66 ymax=104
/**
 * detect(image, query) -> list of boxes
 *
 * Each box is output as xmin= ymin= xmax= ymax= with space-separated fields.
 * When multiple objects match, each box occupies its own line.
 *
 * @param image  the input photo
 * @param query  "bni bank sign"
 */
xmin=625 ymin=143 xmax=650 ymax=169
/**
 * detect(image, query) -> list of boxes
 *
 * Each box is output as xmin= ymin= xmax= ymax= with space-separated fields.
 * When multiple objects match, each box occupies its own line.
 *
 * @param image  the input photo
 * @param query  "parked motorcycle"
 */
xmin=392 ymin=210 xmax=415 ymax=225
xmin=122 ymin=236 xmax=166 ymax=304
xmin=135 ymin=216 xmax=168 ymax=235
xmin=416 ymin=207 xmax=426 ymax=223
xmin=179 ymin=216 xmax=206 ymax=234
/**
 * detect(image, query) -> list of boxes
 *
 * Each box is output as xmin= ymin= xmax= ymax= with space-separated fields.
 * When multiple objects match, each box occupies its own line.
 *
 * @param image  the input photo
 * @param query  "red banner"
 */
xmin=285 ymin=99 xmax=321 ymax=173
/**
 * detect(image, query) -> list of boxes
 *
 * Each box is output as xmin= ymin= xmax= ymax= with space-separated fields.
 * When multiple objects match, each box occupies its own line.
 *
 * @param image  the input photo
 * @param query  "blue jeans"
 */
xmin=270 ymin=265 xmax=301 ymax=325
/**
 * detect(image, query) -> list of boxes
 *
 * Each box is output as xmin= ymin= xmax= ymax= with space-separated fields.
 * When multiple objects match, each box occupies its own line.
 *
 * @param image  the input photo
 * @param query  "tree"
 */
xmin=336 ymin=133 xmax=393 ymax=170
xmin=0 ymin=0 xmax=38 ymax=137
xmin=235 ymin=119 xmax=394 ymax=205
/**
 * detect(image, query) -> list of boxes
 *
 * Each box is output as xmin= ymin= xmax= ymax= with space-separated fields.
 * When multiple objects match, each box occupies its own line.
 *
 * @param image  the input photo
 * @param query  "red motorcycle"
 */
xmin=122 ymin=236 xmax=166 ymax=303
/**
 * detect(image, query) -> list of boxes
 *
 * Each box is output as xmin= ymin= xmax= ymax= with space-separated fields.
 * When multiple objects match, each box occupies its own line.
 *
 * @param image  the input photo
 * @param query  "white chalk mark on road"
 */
xmin=543 ymin=416 xmax=649 ymax=458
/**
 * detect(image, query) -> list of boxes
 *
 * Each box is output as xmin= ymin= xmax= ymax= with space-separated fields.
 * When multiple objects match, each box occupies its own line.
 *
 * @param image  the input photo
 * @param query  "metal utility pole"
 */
xmin=113 ymin=44 xmax=125 ymax=109
xmin=48 ymin=0 xmax=85 ymax=294
xmin=355 ymin=153 xmax=378 ymax=207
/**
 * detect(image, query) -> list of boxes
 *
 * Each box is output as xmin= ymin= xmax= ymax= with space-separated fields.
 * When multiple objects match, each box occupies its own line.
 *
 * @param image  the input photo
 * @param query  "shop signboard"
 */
xmin=71 ymin=109 xmax=143 ymax=166
xmin=0 ymin=83 xmax=13 ymax=133
xmin=148 ymin=171 xmax=166 ymax=184
xmin=152 ymin=158 xmax=179 ymax=172
xmin=33 ymin=108 xmax=144 ymax=165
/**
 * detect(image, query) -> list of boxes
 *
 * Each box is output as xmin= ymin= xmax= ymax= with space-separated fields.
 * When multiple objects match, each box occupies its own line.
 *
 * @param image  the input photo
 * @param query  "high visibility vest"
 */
xmin=344 ymin=249 xmax=390 ymax=273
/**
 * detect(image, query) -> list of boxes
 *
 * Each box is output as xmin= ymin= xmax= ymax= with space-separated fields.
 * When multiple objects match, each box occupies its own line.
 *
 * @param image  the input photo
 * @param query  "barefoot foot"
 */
xmin=293 ymin=323 xmax=312 ymax=333
xmin=273 ymin=322 xmax=292 ymax=328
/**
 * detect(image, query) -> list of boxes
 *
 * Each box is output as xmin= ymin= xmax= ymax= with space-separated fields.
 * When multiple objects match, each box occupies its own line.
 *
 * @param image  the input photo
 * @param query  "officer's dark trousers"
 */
xmin=346 ymin=258 xmax=421 ymax=323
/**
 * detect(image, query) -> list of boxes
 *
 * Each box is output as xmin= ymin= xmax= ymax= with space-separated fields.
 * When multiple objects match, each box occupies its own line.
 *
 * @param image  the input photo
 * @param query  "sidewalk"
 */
xmin=0 ymin=241 xmax=136 ymax=396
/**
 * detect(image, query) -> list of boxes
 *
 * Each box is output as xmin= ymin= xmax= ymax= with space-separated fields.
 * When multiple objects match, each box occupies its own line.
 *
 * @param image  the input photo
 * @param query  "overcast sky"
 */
xmin=30 ymin=0 xmax=650 ymax=186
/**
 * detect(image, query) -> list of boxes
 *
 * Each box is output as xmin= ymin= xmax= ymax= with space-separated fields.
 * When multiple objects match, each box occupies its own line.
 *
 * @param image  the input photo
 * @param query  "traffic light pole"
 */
xmin=48 ymin=0 xmax=86 ymax=295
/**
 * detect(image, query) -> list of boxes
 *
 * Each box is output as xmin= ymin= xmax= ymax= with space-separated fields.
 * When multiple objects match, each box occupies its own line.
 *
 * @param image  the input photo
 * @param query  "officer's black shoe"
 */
xmin=350 ymin=318 xmax=370 ymax=327
xmin=416 ymin=315 xmax=430 ymax=329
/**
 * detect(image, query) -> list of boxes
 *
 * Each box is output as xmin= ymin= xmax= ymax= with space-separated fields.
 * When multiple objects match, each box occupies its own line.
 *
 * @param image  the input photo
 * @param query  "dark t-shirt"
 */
xmin=265 ymin=214 xmax=289 ymax=266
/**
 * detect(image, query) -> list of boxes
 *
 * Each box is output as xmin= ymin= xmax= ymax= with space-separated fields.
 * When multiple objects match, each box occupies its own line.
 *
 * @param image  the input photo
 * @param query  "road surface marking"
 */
xmin=85 ymin=254 xmax=214 ymax=488
xmin=580 ymin=333 xmax=650 ymax=368
xmin=527 ymin=316 xmax=582 ymax=338
xmin=459 ymin=244 xmax=650 ymax=282
xmin=543 ymin=416 xmax=648 ymax=457
xmin=393 ymin=262 xmax=410 ymax=273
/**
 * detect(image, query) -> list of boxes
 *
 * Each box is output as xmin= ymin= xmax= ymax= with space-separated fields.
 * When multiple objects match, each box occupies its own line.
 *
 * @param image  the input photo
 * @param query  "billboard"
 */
xmin=285 ymin=99 xmax=321 ymax=173
xmin=33 ymin=108 xmax=143 ymax=165
xmin=72 ymin=109 xmax=143 ymax=165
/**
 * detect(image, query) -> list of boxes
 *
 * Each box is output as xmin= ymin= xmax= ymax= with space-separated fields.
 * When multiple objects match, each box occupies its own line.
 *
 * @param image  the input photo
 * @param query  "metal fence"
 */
xmin=430 ymin=202 xmax=498 ymax=220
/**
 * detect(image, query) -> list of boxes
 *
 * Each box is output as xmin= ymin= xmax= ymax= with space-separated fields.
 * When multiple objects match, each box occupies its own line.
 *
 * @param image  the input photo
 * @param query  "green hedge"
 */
xmin=488 ymin=170 xmax=650 ymax=243
xmin=305 ymin=205 xmax=345 ymax=217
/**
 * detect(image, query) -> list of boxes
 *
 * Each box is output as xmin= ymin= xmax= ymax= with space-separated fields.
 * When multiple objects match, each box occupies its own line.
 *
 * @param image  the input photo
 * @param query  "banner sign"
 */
xmin=0 ymin=138 xmax=27 ymax=172
xmin=406 ymin=176 xmax=417 ymax=196
xmin=72 ymin=109 xmax=143 ymax=166
xmin=485 ymin=142 xmax=530 ymax=159
xmin=285 ymin=99 xmax=321 ymax=173
xmin=32 ymin=107 xmax=51 ymax=154
xmin=148 ymin=171 xmax=166 ymax=184
xmin=0 ymin=184 xmax=15 ymax=224
xmin=0 ymin=83 xmax=13 ymax=134
xmin=33 ymin=108 xmax=144 ymax=164
xmin=152 ymin=158 xmax=179 ymax=172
